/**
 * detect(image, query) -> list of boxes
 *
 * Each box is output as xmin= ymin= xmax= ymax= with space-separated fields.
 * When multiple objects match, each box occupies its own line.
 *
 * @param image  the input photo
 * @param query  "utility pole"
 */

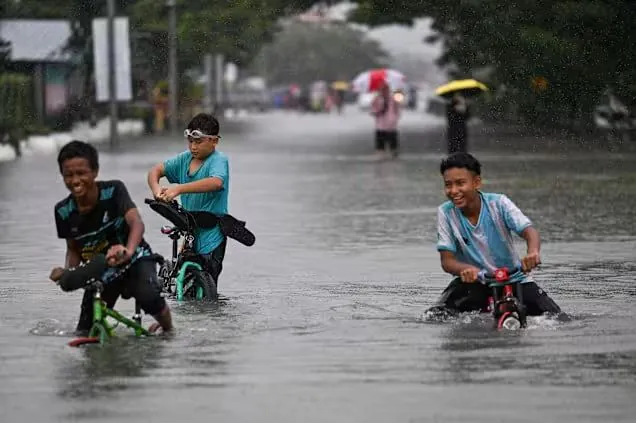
xmin=167 ymin=0 xmax=178 ymax=135
xmin=215 ymin=54 xmax=224 ymax=111
xmin=107 ymin=0 xmax=118 ymax=148
xmin=203 ymin=53 xmax=213 ymax=114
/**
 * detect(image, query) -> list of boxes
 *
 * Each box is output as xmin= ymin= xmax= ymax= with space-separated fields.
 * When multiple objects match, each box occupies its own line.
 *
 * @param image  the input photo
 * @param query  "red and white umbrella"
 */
xmin=352 ymin=68 xmax=406 ymax=92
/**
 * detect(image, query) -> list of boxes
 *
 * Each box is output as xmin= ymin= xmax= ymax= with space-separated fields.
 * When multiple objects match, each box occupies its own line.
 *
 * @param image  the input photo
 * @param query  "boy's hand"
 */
xmin=106 ymin=245 xmax=130 ymax=267
xmin=154 ymin=186 xmax=169 ymax=201
xmin=159 ymin=186 xmax=181 ymax=202
xmin=521 ymin=252 xmax=541 ymax=273
xmin=460 ymin=266 xmax=482 ymax=283
xmin=49 ymin=267 xmax=65 ymax=282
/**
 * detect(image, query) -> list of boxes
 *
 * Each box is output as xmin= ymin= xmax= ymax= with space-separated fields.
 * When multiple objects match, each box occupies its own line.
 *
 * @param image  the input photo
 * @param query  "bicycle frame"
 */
xmin=70 ymin=283 xmax=151 ymax=347
xmin=484 ymin=268 xmax=528 ymax=330
xmin=147 ymin=199 xmax=212 ymax=301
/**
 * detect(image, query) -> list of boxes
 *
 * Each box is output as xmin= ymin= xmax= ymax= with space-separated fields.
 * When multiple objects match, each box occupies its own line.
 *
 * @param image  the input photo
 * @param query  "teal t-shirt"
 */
xmin=163 ymin=150 xmax=229 ymax=254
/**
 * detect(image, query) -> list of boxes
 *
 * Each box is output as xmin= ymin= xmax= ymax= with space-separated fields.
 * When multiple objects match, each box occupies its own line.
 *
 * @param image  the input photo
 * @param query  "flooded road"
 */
xmin=1 ymin=109 xmax=635 ymax=422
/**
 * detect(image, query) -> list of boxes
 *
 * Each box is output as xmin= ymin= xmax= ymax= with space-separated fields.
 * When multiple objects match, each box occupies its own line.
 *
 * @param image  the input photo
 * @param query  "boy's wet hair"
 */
xmin=440 ymin=152 xmax=481 ymax=175
xmin=57 ymin=140 xmax=99 ymax=173
xmin=187 ymin=113 xmax=219 ymax=136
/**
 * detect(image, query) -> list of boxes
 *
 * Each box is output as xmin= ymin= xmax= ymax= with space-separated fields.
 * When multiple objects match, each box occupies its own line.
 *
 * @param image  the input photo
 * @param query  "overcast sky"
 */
xmin=326 ymin=3 xmax=442 ymax=60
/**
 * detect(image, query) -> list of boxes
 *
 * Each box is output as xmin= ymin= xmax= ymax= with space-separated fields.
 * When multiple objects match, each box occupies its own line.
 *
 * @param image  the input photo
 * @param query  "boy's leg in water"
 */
xmin=428 ymin=278 xmax=491 ymax=316
xmin=124 ymin=259 xmax=173 ymax=332
xmin=518 ymin=282 xmax=562 ymax=316
xmin=201 ymin=239 xmax=227 ymax=286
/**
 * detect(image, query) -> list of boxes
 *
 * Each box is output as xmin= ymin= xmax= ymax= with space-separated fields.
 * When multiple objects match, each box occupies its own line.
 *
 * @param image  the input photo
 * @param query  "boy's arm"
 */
xmin=439 ymin=250 xmax=479 ymax=276
xmin=54 ymin=205 xmax=81 ymax=269
xmin=106 ymin=181 xmax=145 ymax=265
xmin=175 ymin=177 xmax=224 ymax=195
xmin=519 ymin=226 xmax=541 ymax=271
xmin=123 ymin=208 xmax=145 ymax=255
xmin=173 ymin=155 xmax=227 ymax=195
xmin=500 ymin=195 xmax=541 ymax=271
xmin=65 ymin=239 xmax=82 ymax=268
xmin=148 ymin=153 xmax=184 ymax=197
xmin=520 ymin=226 xmax=540 ymax=254
xmin=147 ymin=163 xmax=166 ymax=197
xmin=50 ymin=239 xmax=82 ymax=282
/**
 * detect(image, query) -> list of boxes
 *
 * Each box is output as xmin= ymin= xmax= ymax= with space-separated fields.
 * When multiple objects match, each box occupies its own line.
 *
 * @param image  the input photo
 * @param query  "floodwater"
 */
xmin=1 ymin=109 xmax=635 ymax=422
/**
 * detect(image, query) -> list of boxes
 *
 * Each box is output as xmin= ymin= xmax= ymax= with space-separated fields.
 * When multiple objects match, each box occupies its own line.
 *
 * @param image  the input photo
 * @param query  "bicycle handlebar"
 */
xmin=478 ymin=267 xmax=523 ymax=285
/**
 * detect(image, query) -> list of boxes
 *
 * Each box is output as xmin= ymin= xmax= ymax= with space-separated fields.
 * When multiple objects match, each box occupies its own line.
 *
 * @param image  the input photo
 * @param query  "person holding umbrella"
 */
xmin=447 ymin=93 xmax=470 ymax=153
xmin=435 ymin=79 xmax=488 ymax=154
xmin=352 ymin=68 xmax=406 ymax=159
xmin=371 ymin=81 xmax=401 ymax=159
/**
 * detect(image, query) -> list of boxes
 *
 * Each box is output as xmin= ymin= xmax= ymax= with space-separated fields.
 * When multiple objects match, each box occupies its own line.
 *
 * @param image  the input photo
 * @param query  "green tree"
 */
xmin=346 ymin=0 xmax=636 ymax=127
xmin=251 ymin=21 xmax=387 ymax=86
xmin=129 ymin=0 xmax=327 ymax=75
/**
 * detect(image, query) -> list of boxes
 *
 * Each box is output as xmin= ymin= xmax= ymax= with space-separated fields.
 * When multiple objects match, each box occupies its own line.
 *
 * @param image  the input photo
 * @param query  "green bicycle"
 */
xmin=57 ymin=253 xmax=152 ymax=347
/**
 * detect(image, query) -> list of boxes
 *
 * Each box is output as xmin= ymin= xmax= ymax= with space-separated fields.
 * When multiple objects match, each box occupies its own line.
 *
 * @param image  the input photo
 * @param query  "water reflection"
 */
xmin=56 ymin=337 xmax=164 ymax=401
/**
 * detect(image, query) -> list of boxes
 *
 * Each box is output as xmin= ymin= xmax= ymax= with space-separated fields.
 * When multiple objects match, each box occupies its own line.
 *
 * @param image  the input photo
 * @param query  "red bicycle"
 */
xmin=479 ymin=267 xmax=528 ymax=330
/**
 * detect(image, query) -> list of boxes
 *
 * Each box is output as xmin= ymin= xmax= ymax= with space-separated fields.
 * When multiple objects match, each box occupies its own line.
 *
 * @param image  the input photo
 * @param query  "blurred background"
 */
xmin=1 ymin=0 xmax=632 ymax=156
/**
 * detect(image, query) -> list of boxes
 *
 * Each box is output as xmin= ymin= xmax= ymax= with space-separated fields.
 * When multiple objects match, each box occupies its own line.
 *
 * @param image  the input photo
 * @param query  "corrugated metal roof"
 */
xmin=0 ymin=20 xmax=73 ymax=63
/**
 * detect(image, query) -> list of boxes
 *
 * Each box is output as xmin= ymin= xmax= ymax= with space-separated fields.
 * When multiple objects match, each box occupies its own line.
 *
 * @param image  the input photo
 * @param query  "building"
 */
xmin=0 ymin=19 xmax=82 ymax=123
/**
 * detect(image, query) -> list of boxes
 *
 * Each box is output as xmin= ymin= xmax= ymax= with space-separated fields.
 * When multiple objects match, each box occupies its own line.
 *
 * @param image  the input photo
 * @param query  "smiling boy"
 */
xmin=430 ymin=152 xmax=562 ymax=316
xmin=51 ymin=140 xmax=173 ymax=334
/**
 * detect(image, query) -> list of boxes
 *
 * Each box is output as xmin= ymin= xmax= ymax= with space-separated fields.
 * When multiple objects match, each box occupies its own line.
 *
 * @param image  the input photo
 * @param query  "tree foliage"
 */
xmin=346 ymin=0 xmax=636 ymax=126
xmin=251 ymin=21 xmax=387 ymax=86
xmin=2 ymin=0 xmax=326 ymax=87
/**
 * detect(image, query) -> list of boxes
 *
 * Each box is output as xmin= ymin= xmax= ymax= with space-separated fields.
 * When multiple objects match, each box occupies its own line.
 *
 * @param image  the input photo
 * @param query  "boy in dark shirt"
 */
xmin=50 ymin=140 xmax=173 ymax=334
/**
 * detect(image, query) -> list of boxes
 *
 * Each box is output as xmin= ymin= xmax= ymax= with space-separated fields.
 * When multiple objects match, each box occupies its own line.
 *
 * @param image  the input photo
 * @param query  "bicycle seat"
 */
xmin=160 ymin=225 xmax=178 ymax=235
xmin=145 ymin=199 xmax=195 ymax=232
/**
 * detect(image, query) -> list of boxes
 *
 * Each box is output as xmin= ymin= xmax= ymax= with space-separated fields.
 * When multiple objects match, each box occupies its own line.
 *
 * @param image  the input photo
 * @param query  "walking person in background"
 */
xmin=446 ymin=93 xmax=470 ymax=153
xmin=371 ymin=82 xmax=401 ymax=159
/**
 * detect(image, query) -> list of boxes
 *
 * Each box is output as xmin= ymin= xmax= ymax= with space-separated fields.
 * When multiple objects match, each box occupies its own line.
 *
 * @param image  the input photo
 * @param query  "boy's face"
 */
xmin=443 ymin=167 xmax=481 ymax=209
xmin=61 ymin=157 xmax=98 ymax=199
xmin=187 ymin=135 xmax=218 ymax=159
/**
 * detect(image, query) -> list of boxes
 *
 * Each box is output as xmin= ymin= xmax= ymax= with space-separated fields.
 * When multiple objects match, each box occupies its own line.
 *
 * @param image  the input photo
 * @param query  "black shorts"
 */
xmin=76 ymin=258 xmax=166 ymax=332
xmin=375 ymin=130 xmax=399 ymax=151
xmin=434 ymin=278 xmax=561 ymax=316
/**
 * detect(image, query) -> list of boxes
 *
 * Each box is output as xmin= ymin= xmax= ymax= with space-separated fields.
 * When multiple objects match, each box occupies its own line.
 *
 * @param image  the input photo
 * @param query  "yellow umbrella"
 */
xmin=435 ymin=79 xmax=488 ymax=98
xmin=331 ymin=80 xmax=350 ymax=91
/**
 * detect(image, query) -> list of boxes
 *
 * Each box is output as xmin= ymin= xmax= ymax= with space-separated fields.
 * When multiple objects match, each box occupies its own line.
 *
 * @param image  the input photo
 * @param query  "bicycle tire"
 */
xmin=497 ymin=312 xmax=521 ymax=330
xmin=184 ymin=269 xmax=217 ymax=301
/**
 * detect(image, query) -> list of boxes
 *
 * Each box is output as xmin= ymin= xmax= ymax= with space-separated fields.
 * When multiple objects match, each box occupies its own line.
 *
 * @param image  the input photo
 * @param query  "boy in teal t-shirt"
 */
xmin=147 ymin=113 xmax=229 ymax=285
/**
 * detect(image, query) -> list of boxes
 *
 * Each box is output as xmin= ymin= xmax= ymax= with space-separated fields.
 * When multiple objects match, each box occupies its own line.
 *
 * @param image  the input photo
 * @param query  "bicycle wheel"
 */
xmin=158 ymin=262 xmax=175 ymax=296
xmin=497 ymin=312 xmax=521 ymax=330
xmin=183 ymin=269 xmax=217 ymax=301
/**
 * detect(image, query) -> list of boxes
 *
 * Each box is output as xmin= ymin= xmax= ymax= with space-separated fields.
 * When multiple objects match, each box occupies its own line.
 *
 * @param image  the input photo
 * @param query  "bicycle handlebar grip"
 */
xmin=58 ymin=254 xmax=107 ymax=292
